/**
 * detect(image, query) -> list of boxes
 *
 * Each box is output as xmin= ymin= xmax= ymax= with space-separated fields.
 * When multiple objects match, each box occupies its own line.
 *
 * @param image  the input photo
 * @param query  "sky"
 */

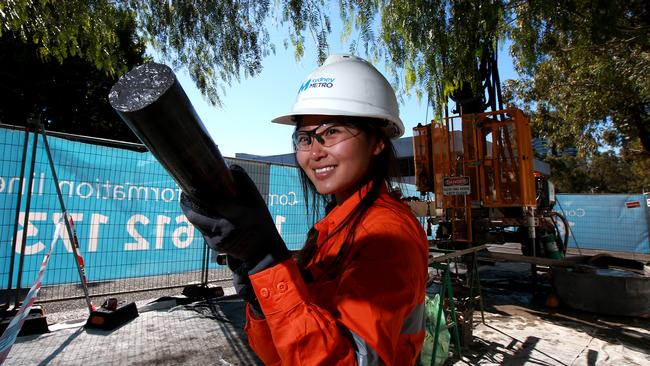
xmin=155 ymin=21 xmax=518 ymax=159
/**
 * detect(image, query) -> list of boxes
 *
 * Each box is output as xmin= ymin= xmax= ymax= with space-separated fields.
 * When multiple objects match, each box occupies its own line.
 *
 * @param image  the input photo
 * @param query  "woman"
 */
xmin=182 ymin=55 xmax=428 ymax=365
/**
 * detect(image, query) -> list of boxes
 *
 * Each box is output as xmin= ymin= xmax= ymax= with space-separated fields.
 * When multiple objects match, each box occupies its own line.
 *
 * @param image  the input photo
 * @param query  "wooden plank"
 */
xmin=486 ymin=244 xmax=650 ymax=266
xmin=428 ymin=244 xmax=489 ymax=264
xmin=566 ymin=248 xmax=650 ymax=263
xmin=484 ymin=250 xmax=576 ymax=267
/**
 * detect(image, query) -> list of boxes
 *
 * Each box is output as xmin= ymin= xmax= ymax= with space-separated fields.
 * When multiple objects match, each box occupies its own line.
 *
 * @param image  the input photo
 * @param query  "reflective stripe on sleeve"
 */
xmin=349 ymin=330 xmax=383 ymax=366
xmin=400 ymin=302 xmax=425 ymax=335
xmin=347 ymin=302 xmax=424 ymax=366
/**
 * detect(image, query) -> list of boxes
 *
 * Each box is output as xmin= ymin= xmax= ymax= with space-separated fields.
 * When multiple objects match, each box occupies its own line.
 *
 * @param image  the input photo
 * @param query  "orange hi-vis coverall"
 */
xmin=246 ymin=184 xmax=429 ymax=365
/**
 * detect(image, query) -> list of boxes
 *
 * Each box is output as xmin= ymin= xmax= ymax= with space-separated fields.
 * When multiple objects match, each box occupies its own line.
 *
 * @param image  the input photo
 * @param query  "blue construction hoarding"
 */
xmin=555 ymin=194 xmax=650 ymax=254
xmin=0 ymin=128 xmax=310 ymax=287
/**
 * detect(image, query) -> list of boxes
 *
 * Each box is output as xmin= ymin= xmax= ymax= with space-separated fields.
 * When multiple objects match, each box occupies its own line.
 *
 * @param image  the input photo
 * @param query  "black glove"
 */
xmin=227 ymin=255 xmax=264 ymax=318
xmin=180 ymin=164 xmax=290 ymax=273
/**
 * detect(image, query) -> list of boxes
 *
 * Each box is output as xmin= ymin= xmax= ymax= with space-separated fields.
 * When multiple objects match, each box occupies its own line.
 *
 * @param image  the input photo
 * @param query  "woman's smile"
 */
xmin=313 ymin=165 xmax=336 ymax=176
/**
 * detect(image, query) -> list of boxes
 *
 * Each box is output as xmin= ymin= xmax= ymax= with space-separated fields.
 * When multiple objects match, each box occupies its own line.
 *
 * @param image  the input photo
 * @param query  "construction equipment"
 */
xmin=412 ymin=107 xmax=568 ymax=258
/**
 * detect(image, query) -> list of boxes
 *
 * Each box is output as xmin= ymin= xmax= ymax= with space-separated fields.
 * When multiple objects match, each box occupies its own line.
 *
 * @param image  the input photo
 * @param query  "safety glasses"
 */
xmin=292 ymin=122 xmax=362 ymax=151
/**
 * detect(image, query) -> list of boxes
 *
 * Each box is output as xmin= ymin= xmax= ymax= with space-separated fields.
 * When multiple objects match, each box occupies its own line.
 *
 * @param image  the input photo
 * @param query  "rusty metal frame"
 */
xmin=413 ymin=108 xmax=537 ymax=244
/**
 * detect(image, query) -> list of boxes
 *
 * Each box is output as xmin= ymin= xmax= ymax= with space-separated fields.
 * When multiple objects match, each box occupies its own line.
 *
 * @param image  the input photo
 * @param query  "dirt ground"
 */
xmin=3 ymin=261 xmax=650 ymax=365
xmin=449 ymin=261 xmax=650 ymax=365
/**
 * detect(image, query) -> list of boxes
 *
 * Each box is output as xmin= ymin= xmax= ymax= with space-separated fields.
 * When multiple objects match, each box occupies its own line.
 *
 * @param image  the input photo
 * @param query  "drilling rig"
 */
xmin=412 ymin=107 xmax=568 ymax=259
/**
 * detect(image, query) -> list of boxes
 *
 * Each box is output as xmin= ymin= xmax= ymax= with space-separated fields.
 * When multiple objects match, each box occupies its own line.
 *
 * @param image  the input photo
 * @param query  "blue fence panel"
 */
xmin=0 ymin=128 xmax=208 ymax=287
xmin=267 ymin=165 xmax=312 ymax=250
xmin=0 ymin=127 xmax=321 ymax=292
xmin=555 ymin=194 xmax=650 ymax=254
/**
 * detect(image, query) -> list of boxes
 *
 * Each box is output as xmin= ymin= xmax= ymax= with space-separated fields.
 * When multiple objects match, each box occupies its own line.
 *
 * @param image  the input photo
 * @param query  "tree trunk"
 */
xmin=631 ymin=104 xmax=650 ymax=154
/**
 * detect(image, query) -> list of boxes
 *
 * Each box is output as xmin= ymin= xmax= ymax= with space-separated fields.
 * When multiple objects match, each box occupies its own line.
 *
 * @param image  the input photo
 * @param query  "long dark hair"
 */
xmin=294 ymin=117 xmax=401 ymax=270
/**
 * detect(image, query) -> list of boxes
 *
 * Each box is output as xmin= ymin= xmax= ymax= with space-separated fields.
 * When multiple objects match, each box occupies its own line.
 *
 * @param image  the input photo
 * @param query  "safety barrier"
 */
xmin=556 ymin=193 xmax=650 ymax=254
xmin=0 ymin=124 xmax=313 ymax=303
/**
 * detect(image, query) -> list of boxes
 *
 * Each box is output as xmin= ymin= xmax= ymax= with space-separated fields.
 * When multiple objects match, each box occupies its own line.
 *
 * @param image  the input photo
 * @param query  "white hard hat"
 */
xmin=272 ymin=54 xmax=404 ymax=138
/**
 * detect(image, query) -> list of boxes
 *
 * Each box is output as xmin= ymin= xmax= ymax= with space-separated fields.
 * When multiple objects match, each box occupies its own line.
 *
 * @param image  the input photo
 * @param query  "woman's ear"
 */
xmin=372 ymin=139 xmax=386 ymax=156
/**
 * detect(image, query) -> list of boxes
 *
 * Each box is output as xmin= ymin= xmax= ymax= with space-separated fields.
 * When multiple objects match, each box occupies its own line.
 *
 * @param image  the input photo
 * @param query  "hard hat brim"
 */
xmin=271 ymin=110 xmax=404 ymax=138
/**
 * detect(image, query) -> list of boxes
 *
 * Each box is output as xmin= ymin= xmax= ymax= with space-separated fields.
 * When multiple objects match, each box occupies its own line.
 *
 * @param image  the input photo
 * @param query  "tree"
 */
xmin=504 ymin=1 xmax=650 ymax=192
xmin=1 ymin=0 xmax=279 ymax=109
xmin=335 ymin=0 xmax=510 ymax=115
xmin=547 ymin=152 xmax=646 ymax=193
xmin=506 ymin=1 xmax=650 ymax=155
xmin=0 ymin=4 xmax=145 ymax=141
xmin=1 ymin=1 xmax=134 ymax=76
xmin=2 ymin=0 xmax=510 ymax=115
xmin=3 ymin=0 xmax=648 ymax=160
xmin=131 ymin=0 xmax=276 ymax=107
xmin=1 ymin=0 xmax=513 ymax=116
xmin=327 ymin=1 xmax=649 ymax=156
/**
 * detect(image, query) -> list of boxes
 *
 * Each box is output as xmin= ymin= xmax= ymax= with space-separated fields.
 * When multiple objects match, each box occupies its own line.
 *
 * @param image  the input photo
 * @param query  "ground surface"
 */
xmin=448 ymin=262 xmax=650 ymax=365
xmin=5 ymin=287 xmax=264 ymax=366
xmin=3 ymin=261 xmax=650 ymax=365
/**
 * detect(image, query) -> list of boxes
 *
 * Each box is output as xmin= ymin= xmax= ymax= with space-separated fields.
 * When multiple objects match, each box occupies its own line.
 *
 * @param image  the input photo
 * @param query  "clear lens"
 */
xmin=293 ymin=123 xmax=360 ymax=151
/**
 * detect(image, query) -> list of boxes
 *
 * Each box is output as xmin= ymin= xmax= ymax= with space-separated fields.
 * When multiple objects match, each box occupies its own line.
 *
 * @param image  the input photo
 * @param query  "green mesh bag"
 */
xmin=418 ymin=294 xmax=450 ymax=366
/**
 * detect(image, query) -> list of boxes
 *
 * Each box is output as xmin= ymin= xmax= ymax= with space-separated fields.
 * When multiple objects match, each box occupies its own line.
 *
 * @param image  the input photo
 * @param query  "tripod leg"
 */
xmin=473 ymin=253 xmax=485 ymax=324
xmin=41 ymin=129 xmax=94 ymax=313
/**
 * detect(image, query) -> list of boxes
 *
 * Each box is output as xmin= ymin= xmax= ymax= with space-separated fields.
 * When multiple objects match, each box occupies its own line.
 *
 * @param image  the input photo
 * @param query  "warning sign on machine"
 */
xmin=443 ymin=176 xmax=471 ymax=195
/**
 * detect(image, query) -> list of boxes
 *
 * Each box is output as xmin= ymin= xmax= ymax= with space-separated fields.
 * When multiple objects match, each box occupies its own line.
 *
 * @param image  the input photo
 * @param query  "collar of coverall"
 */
xmin=314 ymin=181 xmax=390 ymax=234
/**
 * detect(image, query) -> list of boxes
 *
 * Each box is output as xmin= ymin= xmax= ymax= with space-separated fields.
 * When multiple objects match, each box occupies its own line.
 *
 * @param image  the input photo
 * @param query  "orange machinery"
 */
xmin=413 ymin=108 xmax=559 ymax=252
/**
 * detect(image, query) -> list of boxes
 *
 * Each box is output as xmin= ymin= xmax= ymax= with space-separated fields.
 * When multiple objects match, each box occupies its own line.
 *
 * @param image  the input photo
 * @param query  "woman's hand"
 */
xmin=180 ymin=164 xmax=290 ymax=273
xmin=227 ymin=255 xmax=264 ymax=318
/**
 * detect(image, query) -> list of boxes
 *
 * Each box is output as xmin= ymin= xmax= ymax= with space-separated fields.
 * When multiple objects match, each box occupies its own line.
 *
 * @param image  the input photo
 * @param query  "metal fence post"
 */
xmin=4 ymin=126 xmax=31 ymax=306
xmin=14 ymin=120 xmax=40 ymax=307
xmin=643 ymin=192 xmax=650 ymax=254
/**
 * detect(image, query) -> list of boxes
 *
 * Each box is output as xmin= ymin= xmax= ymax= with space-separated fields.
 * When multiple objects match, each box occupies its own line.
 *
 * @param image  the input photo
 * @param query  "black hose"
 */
xmin=549 ymin=211 xmax=570 ymax=255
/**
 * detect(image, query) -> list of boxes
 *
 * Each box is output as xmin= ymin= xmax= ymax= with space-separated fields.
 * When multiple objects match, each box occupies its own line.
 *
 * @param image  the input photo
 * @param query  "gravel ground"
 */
xmin=0 ymin=269 xmax=233 ymax=324
xmin=41 ymin=278 xmax=235 ymax=325
xmin=448 ymin=261 xmax=650 ymax=365
xmin=4 ymin=259 xmax=649 ymax=365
